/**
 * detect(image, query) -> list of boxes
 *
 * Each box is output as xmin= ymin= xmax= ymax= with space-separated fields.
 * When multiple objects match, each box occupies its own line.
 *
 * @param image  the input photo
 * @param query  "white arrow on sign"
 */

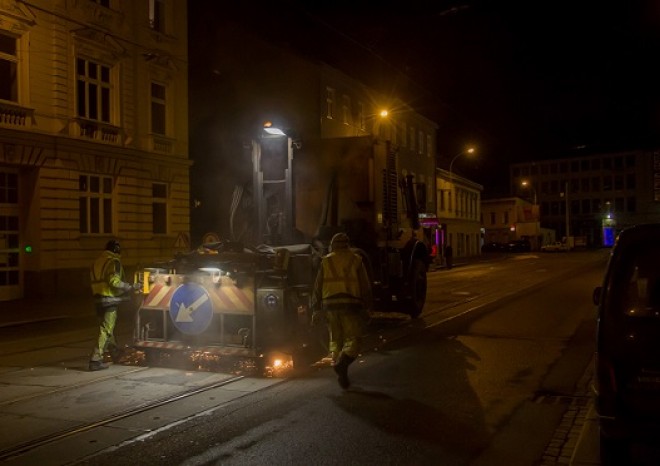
xmin=175 ymin=293 xmax=210 ymax=322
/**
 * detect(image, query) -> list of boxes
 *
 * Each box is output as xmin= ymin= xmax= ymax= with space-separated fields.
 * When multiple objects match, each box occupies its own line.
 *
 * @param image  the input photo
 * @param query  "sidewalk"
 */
xmin=0 ymin=295 xmax=93 ymax=328
xmin=539 ymin=356 xmax=599 ymax=466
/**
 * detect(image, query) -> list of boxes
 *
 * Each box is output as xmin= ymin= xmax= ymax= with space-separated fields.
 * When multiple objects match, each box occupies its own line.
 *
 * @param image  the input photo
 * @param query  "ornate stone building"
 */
xmin=0 ymin=0 xmax=189 ymax=299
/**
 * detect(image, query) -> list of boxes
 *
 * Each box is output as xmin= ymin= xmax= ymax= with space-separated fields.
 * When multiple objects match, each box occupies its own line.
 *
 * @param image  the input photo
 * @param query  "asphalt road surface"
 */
xmin=57 ymin=250 xmax=606 ymax=466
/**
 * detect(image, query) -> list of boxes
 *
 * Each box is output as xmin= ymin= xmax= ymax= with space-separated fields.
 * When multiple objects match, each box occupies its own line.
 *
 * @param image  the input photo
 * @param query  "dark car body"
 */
xmin=593 ymin=224 xmax=660 ymax=464
xmin=481 ymin=242 xmax=504 ymax=253
xmin=505 ymin=239 xmax=531 ymax=252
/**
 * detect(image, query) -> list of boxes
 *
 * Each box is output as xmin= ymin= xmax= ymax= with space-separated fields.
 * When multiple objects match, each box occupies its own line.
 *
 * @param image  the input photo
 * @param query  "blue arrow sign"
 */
xmin=169 ymin=283 xmax=213 ymax=335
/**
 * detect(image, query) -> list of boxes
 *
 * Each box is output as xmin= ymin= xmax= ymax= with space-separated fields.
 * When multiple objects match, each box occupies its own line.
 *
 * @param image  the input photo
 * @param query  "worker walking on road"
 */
xmin=312 ymin=233 xmax=372 ymax=389
xmin=89 ymin=240 xmax=139 ymax=371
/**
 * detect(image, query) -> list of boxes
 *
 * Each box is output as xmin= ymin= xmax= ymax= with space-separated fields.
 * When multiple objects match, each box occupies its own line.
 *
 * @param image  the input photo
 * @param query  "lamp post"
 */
xmin=521 ymin=180 xmax=539 ymax=249
xmin=565 ymin=181 xmax=570 ymax=240
xmin=449 ymin=147 xmax=475 ymax=180
xmin=447 ymin=147 xmax=475 ymax=215
xmin=441 ymin=147 xmax=475 ymax=261
xmin=521 ymin=180 xmax=537 ymax=205
xmin=559 ymin=181 xmax=570 ymax=242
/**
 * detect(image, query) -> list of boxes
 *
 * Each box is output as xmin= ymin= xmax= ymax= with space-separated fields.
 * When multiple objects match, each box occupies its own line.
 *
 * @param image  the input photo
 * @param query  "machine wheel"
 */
xmin=405 ymin=259 xmax=427 ymax=318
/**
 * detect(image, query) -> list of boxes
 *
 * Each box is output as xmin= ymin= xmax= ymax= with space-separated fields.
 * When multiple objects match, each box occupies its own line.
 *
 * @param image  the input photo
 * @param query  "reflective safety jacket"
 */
xmin=90 ymin=250 xmax=130 ymax=305
xmin=312 ymin=249 xmax=372 ymax=311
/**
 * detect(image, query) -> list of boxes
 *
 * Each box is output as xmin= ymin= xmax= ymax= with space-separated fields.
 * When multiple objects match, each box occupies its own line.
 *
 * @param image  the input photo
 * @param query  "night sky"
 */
xmin=189 ymin=1 xmax=660 ymax=197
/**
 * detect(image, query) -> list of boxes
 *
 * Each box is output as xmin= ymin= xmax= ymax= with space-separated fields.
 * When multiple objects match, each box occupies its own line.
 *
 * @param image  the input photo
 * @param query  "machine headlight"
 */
xmin=199 ymin=267 xmax=222 ymax=284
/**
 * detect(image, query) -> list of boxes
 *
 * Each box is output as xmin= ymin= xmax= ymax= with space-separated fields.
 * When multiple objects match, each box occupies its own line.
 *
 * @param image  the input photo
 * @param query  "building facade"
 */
xmin=436 ymin=168 xmax=483 ymax=258
xmin=0 ymin=0 xmax=189 ymax=300
xmin=318 ymin=64 xmax=438 ymax=241
xmin=481 ymin=197 xmax=552 ymax=248
xmin=510 ymin=149 xmax=660 ymax=246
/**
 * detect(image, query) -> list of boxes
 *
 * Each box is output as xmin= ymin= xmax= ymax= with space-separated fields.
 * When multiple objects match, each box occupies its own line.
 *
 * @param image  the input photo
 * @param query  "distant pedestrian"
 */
xmin=89 ymin=240 xmax=139 ymax=371
xmin=445 ymin=244 xmax=453 ymax=270
xmin=312 ymin=233 xmax=372 ymax=389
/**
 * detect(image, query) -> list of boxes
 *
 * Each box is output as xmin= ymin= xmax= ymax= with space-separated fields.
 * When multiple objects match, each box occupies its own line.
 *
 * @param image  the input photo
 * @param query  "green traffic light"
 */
xmin=24 ymin=245 xmax=32 ymax=253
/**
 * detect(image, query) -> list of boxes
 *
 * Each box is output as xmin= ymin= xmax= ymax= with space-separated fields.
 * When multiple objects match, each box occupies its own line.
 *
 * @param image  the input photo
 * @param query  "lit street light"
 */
xmin=520 ymin=179 xmax=540 ymax=250
xmin=444 ymin=146 xmax=476 ymax=241
xmin=521 ymin=180 xmax=537 ymax=205
xmin=449 ymin=146 xmax=475 ymax=180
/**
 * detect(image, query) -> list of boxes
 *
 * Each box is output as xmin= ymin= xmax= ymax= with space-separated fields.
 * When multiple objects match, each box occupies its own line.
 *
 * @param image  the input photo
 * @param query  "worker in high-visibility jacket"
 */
xmin=89 ymin=240 xmax=139 ymax=371
xmin=312 ymin=232 xmax=372 ymax=389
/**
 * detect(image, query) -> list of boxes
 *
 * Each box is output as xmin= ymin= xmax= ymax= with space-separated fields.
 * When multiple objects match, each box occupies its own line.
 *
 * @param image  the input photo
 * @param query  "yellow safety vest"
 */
xmin=321 ymin=251 xmax=362 ymax=300
xmin=90 ymin=251 xmax=125 ymax=298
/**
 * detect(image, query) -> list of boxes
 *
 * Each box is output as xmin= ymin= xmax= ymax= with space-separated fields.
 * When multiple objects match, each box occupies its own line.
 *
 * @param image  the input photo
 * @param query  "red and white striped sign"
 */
xmin=141 ymin=275 xmax=255 ymax=314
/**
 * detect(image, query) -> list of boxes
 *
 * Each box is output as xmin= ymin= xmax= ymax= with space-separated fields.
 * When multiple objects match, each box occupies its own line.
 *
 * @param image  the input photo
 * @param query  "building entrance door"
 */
xmin=0 ymin=169 xmax=20 ymax=301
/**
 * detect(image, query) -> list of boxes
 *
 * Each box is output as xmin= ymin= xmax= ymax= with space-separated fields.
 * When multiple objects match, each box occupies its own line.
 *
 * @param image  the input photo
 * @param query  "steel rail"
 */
xmin=0 ymin=366 xmax=150 ymax=407
xmin=0 ymin=374 xmax=245 ymax=462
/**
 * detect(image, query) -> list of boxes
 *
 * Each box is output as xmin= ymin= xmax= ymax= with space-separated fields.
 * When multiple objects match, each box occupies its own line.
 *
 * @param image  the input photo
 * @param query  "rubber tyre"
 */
xmin=406 ymin=259 xmax=427 ymax=318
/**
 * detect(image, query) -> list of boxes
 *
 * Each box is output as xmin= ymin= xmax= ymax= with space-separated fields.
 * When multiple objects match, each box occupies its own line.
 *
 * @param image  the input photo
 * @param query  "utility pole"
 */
xmin=565 ymin=181 xmax=570 ymax=240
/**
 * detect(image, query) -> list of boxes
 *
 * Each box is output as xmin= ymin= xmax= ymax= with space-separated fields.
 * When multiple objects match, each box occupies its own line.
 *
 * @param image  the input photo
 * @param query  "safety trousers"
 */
xmin=326 ymin=308 xmax=363 ymax=359
xmin=91 ymin=307 xmax=118 ymax=362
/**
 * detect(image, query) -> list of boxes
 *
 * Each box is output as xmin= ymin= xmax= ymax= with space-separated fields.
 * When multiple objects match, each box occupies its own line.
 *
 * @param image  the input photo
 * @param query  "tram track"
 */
xmin=0 ymin=371 xmax=247 ymax=463
xmin=0 ymin=366 xmax=150 ymax=408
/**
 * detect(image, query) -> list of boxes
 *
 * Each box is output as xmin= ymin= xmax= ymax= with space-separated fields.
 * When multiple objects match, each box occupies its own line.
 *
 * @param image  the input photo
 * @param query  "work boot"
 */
xmin=88 ymin=360 xmax=109 ymax=371
xmin=333 ymin=354 xmax=355 ymax=389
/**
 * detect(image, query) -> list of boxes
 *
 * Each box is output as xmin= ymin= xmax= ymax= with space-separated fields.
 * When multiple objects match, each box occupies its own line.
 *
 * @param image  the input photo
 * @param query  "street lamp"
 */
xmin=521 ymin=180 xmax=537 ymax=205
xmin=560 ymin=181 xmax=570 ymax=241
xmin=447 ymin=146 xmax=475 ymax=214
xmin=367 ymin=108 xmax=390 ymax=139
xmin=521 ymin=180 xmax=540 ymax=249
xmin=565 ymin=181 xmax=570 ymax=239
xmin=449 ymin=147 xmax=475 ymax=180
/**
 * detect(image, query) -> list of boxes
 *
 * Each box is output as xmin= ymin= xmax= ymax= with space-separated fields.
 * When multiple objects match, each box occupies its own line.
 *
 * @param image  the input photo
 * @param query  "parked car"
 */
xmin=505 ymin=239 xmax=531 ymax=252
xmin=593 ymin=224 xmax=660 ymax=465
xmin=540 ymin=241 xmax=570 ymax=252
xmin=481 ymin=242 xmax=504 ymax=253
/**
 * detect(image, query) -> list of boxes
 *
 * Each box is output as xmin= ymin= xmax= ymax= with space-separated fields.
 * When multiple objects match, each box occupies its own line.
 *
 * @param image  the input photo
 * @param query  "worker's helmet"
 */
xmin=330 ymin=233 xmax=350 ymax=252
xmin=105 ymin=240 xmax=121 ymax=254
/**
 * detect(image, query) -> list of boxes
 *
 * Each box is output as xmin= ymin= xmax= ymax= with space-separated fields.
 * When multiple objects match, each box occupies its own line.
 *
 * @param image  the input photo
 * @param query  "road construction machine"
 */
xmin=132 ymin=129 xmax=429 ymax=372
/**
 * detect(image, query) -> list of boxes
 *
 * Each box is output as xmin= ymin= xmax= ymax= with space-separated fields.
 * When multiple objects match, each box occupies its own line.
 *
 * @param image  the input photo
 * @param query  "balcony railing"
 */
xmin=152 ymin=134 xmax=174 ymax=154
xmin=0 ymin=101 xmax=34 ymax=128
xmin=72 ymin=118 xmax=122 ymax=144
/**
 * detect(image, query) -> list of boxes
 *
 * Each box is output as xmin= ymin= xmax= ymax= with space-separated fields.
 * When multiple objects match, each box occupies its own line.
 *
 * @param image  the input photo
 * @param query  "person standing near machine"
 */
xmin=89 ymin=240 xmax=139 ymax=371
xmin=312 ymin=233 xmax=372 ymax=389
